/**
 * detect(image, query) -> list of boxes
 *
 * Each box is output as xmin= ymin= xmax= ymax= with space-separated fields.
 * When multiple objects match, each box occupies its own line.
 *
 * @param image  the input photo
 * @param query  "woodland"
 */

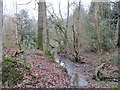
xmin=0 ymin=0 xmax=120 ymax=88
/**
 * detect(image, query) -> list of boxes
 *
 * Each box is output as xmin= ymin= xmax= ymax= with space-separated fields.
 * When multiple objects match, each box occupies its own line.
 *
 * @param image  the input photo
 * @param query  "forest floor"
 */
xmin=70 ymin=48 xmax=118 ymax=88
xmin=3 ymin=48 xmax=70 ymax=88
xmin=2 ymin=47 xmax=118 ymax=88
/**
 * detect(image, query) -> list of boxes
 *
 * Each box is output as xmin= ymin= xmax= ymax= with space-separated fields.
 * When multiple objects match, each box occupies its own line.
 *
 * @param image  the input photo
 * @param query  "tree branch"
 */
xmin=58 ymin=0 xmax=64 ymax=22
xmin=66 ymin=0 xmax=69 ymax=27
xmin=17 ymin=0 xmax=33 ymax=5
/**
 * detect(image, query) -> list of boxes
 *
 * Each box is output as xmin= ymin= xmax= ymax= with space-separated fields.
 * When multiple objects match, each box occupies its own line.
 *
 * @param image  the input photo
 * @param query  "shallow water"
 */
xmin=53 ymin=51 xmax=88 ymax=87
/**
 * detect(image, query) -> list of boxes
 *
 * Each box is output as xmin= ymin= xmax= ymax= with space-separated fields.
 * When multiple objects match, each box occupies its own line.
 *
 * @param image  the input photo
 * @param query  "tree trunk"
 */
xmin=95 ymin=2 xmax=101 ymax=52
xmin=72 ymin=1 xmax=82 ymax=62
xmin=0 ymin=0 xmax=3 ymax=62
xmin=44 ymin=26 xmax=50 ymax=53
xmin=0 ymin=0 xmax=3 ymax=87
xmin=15 ymin=1 xmax=19 ymax=45
xmin=117 ymin=2 xmax=120 ymax=82
xmin=38 ymin=0 xmax=46 ymax=50
xmin=117 ymin=15 xmax=120 ymax=48
xmin=117 ymin=2 xmax=120 ymax=48
xmin=76 ymin=0 xmax=81 ymax=62
xmin=66 ymin=0 xmax=69 ymax=28
xmin=42 ymin=1 xmax=50 ymax=53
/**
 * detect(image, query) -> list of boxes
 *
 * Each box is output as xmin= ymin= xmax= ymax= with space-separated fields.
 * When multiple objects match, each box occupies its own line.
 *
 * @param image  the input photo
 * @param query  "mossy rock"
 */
xmin=93 ymin=63 xmax=106 ymax=81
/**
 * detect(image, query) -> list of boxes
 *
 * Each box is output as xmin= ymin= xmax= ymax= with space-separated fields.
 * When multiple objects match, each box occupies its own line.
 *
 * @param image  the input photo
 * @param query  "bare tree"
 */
xmin=66 ymin=0 xmax=69 ymax=28
xmin=72 ymin=0 xmax=81 ymax=62
xmin=58 ymin=0 xmax=64 ymax=22
xmin=15 ymin=0 xmax=19 ymax=45
xmin=47 ymin=3 xmax=69 ymax=52
xmin=94 ymin=2 xmax=101 ymax=52
xmin=77 ymin=0 xmax=81 ymax=61
xmin=58 ymin=0 xmax=69 ymax=48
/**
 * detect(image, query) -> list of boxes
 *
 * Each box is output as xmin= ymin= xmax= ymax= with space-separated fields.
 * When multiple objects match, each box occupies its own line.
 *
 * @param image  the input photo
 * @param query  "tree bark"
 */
xmin=38 ymin=0 xmax=46 ymax=50
xmin=0 ymin=0 xmax=3 ymax=87
xmin=42 ymin=1 xmax=50 ymax=53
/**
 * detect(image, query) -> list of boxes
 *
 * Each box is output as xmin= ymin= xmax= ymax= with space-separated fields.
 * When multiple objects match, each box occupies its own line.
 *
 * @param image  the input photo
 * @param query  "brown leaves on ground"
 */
xmin=3 ymin=47 xmax=118 ymax=88
xmin=27 ymin=55 xmax=70 ymax=88
xmin=3 ymin=48 xmax=70 ymax=88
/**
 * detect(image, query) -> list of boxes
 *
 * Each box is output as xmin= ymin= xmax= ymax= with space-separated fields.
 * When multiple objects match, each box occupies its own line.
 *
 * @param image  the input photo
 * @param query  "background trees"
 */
xmin=88 ymin=1 xmax=118 ymax=52
xmin=15 ymin=10 xmax=36 ymax=50
xmin=2 ymin=0 xmax=119 ymax=62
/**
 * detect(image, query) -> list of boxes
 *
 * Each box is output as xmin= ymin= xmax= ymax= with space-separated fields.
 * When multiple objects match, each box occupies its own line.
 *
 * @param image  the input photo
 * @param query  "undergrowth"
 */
xmin=2 ymin=57 xmax=36 ymax=88
xmin=2 ymin=57 xmax=23 ymax=87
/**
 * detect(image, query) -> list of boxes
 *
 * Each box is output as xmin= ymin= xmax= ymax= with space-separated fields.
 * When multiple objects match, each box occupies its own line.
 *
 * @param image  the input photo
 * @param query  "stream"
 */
xmin=53 ymin=50 xmax=89 ymax=87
